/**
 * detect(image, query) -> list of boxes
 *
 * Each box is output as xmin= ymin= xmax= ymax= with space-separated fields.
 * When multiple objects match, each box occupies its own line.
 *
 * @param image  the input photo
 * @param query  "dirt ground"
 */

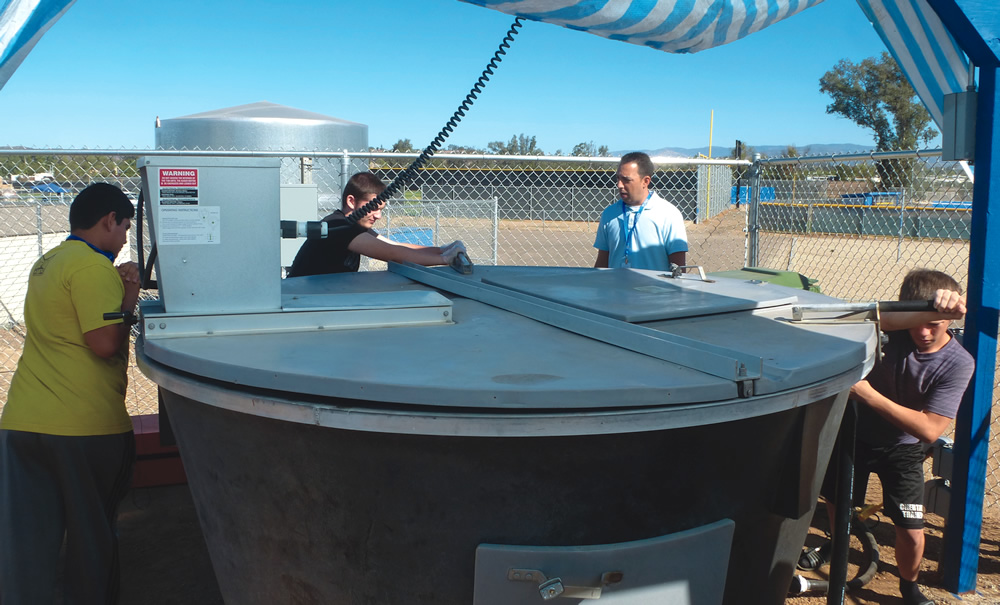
xmin=787 ymin=480 xmax=1000 ymax=605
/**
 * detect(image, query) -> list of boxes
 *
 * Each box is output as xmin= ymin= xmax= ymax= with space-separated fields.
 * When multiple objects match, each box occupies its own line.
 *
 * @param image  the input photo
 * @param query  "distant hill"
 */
xmin=611 ymin=143 xmax=876 ymax=159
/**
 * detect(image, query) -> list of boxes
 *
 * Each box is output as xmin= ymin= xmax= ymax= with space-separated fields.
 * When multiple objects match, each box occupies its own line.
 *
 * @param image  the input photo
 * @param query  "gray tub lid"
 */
xmin=481 ymin=268 xmax=797 ymax=322
xmin=139 ymin=267 xmax=877 ymax=411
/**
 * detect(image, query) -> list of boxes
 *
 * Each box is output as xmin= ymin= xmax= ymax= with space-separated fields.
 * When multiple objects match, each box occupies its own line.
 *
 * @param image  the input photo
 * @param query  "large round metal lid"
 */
xmin=138 ymin=266 xmax=876 ymax=411
xmin=155 ymin=101 xmax=368 ymax=151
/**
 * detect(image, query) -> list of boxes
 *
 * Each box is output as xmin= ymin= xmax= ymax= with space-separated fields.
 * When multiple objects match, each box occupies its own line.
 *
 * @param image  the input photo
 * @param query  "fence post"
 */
xmin=36 ymin=198 xmax=43 ymax=258
xmin=897 ymin=191 xmax=905 ymax=262
xmin=940 ymin=57 xmax=1000 ymax=594
xmin=696 ymin=165 xmax=706 ymax=224
xmin=747 ymin=154 xmax=762 ymax=267
xmin=300 ymin=157 xmax=313 ymax=184
xmin=434 ymin=204 xmax=440 ymax=247
xmin=340 ymin=151 xmax=350 ymax=195
xmin=492 ymin=197 xmax=499 ymax=266
xmin=532 ymin=186 xmax=536 ymax=222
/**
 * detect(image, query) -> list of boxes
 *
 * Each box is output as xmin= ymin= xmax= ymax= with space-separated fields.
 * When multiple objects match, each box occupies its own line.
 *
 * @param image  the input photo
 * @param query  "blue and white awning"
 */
xmin=461 ymin=0 xmax=972 ymax=133
xmin=460 ymin=0 xmax=825 ymax=54
xmin=855 ymin=0 xmax=970 ymax=129
xmin=0 ymin=0 xmax=76 ymax=92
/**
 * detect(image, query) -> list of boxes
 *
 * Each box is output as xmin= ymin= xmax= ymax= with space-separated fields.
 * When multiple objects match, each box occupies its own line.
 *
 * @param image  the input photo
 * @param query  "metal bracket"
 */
xmin=788 ymin=304 xmax=883 ymax=363
xmin=664 ymin=264 xmax=715 ymax=282
xmin=138 ymin=291 xmax=453 ymax=340
xmin=737 ymin=363 xmax=754 ymax=397
xmin=507 ymin=568 xmax=623 ymax=600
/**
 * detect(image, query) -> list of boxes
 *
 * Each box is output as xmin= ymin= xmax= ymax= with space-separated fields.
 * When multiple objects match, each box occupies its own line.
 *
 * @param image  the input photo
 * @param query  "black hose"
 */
xmin=828 ymin=400 xmax=857 ymax=605
xmin=848 ymin=521 xmax=880 ymax=588
xmin=788 ymin=517 xmax=880 ymax=596
xmin=346 ymin=16 xmax=525 ymax=225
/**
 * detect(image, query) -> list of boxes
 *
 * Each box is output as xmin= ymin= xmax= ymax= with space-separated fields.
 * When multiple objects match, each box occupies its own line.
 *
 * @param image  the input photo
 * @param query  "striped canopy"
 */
xmin=0 ymin=0 xmax=974 ymax=135
xmin=855 ymin=0 xmax=970 ymax=128
xmin=460 ymin=0 xmax=825 ymax=53
xmin=0 ymin=0 xmax=74 ymax=93
xmin=461 ymin=0 xmax=971 ymax=132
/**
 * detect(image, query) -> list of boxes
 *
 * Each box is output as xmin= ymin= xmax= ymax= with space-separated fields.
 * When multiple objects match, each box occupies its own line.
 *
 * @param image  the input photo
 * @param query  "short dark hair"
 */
xmin=69 ymin=183 xmax=134 ymax=230
xmin=619 ymin=152 xmax=654 ymax=179
xmin=341 ymin=172 xmax=386 ymax=209
xmin=899 ymin=269 xmax=962 ymax=301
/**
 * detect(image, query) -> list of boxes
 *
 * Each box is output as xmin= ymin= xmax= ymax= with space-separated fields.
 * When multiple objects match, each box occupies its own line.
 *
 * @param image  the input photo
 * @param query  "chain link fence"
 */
xmin=1 ymin=148 xmax=995 ymax=510
xmin=753 ymin=150 xmax=1000 ymax=512
xmin=750 ymin=151 xmax=972 ymax=300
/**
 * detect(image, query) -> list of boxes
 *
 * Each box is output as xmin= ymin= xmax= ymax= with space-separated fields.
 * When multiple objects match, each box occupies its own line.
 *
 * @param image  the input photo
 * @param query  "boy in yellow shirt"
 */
xmin=0 ymin=183 xmax=141 ymax=604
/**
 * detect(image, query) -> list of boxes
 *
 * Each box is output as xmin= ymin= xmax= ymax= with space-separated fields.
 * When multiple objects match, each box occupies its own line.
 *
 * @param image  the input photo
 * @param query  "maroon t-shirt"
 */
xmin=856 ymin=330 xmax=974 ymax=447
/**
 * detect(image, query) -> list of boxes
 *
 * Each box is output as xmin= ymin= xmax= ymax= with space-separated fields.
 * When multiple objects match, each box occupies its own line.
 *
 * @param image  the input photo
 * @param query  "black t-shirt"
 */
xmin=286 ymin=210 xmax=374 ymax=277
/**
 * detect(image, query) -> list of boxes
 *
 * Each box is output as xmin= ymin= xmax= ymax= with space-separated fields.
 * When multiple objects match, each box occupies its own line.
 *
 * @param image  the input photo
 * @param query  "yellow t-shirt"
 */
xmin=1 ymin=240 xmax=132 ymax=436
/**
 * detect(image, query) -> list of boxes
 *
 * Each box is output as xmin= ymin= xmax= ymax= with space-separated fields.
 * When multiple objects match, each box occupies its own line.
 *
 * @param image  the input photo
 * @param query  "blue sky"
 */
xmin=0 ymin=0 xmax=897 ymax=153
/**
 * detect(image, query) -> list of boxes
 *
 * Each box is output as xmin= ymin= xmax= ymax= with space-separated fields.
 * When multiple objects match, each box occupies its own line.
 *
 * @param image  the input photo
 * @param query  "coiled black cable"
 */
xmin=136 ymin=189 xmax=158 ymax=290
xmin=347 ymin=16 xmax=525 ymax=224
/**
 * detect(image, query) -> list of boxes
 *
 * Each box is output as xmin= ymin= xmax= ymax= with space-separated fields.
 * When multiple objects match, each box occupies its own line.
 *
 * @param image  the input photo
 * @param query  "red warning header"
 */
xmin=159 ymin=168 xmax=198 ymax=187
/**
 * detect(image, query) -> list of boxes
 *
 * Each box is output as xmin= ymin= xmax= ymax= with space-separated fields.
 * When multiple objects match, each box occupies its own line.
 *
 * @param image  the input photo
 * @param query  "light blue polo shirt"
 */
xmin=594 ymin=192 xmax=688 ymax=270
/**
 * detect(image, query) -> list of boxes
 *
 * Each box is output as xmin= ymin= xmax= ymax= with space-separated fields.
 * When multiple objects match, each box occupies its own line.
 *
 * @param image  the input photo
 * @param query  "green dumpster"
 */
xmin=707 ymin=266 xmax=820 ymax=293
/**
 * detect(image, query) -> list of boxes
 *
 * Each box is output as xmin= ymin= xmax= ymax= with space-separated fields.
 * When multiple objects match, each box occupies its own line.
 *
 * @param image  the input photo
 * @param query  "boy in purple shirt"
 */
xmin=800 ymin=269 xmax=974 ymax=605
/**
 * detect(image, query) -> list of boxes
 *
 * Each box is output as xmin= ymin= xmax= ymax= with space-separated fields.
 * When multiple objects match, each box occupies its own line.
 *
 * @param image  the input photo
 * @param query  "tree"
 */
xmin=820 ymin=52 xmax=937 ymax=151
xmin=820 ymin=52 xmax=936 ymax=189
xmin=445 ymin=144 xmax=485 ymax=154
xmin=487 ymin=133 xmax=543 ymax=156
xmin=391 ymin=138 xmax=414 ymax=153
xmin=571 ymin=141 xmax=609 ymax=157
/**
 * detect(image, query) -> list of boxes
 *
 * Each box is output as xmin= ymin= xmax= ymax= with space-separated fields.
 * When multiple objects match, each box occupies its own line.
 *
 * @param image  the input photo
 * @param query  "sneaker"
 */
xmin=796 ymin=541 xmax=832 ymax=571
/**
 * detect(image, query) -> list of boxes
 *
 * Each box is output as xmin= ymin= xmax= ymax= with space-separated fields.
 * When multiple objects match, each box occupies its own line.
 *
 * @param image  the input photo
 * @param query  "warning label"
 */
xmin=159 ymin=168 xmax=198 ymax=187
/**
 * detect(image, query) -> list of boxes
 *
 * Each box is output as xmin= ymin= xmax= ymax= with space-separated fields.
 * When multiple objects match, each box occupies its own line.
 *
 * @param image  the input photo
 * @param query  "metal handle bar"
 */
xmin=878 ymin=300 xmax=938 ymax=312
xmin=791 ymin=300 xmax=935 ymax=321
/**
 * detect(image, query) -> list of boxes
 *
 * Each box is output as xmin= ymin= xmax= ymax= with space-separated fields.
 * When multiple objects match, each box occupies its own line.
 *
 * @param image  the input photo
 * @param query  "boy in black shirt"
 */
xmin=288 ymin=172 xmax=465 ymax=277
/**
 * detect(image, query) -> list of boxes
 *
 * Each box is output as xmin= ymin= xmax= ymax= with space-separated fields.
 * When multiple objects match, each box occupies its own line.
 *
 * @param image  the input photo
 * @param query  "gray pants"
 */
xmin=0 ymin=429 xmax=135 ymax=605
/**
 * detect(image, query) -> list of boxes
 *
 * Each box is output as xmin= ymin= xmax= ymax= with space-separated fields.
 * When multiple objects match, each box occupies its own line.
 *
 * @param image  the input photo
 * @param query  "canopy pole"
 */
xmin=926 ymin=0 xmax=1000 ymax=594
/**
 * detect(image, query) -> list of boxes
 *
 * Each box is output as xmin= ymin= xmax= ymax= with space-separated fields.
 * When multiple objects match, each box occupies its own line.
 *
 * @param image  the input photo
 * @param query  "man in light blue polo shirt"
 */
xmin=594 ymin=152 xmax=688 ymax=270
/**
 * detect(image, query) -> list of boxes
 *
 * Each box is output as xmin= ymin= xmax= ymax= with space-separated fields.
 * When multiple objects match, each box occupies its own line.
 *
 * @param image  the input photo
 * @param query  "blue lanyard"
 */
xmin=66 ymin=234 xmax=115 ymax=263
xmin=621 ymin=192 xmax=652 ymax=264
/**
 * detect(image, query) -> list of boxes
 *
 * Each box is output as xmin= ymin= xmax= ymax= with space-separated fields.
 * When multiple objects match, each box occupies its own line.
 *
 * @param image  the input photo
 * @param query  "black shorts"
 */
xmin=821 ymin=441 xmax=926 ymax=530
